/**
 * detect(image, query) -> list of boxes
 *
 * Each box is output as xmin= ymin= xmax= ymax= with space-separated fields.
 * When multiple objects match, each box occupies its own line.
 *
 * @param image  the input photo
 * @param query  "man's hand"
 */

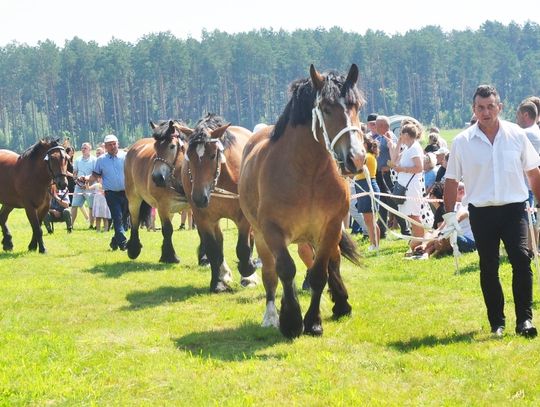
xmin=442 ymin=211 xmax=462 ymax=236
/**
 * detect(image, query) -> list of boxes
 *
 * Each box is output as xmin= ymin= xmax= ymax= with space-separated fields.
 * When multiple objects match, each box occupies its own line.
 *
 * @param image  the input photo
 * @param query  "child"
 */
xmin=90 ymin=178 xmax=111 ymax=232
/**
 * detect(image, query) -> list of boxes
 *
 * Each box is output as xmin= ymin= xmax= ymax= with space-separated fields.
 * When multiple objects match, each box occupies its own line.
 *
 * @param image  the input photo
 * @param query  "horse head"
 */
xmin=43 ymin=138 xmax=69 ymax=190
xmin=150 ymin=120 xmax=190 ymax=189
xmin=185 ymin=115 xmax=230 ymax=208
xmin=310 ymin=64 xmax=366 ymax=174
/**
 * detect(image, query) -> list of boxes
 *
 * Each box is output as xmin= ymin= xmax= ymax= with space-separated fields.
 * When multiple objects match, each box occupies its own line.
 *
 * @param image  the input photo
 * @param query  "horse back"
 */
xmin=0 ymin=149 xmax=49 ymax=208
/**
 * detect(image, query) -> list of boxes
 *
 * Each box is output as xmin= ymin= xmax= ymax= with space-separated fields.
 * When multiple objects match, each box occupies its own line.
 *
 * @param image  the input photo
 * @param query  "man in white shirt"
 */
xmin=444 ymin=84 xmax=540 ymax=338
xmin=71 ymin=142 xmax=96 ymax=228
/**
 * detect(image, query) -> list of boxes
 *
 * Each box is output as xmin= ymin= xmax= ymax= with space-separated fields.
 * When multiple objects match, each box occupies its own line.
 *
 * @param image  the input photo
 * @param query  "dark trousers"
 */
xmin=105 ymin=190 xmax=129 ymax=246
xmin=375 ymin=170 xmax=410 ymax=236
xmin=468 ymin=202 xmax=533 ymax=328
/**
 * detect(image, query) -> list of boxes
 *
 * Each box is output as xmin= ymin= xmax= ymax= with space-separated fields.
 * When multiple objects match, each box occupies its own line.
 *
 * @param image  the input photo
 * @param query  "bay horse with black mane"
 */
xmin=125 ymin=120 xmax=192 ymax=263
xmin=239 ymin=64 xmax=365 ymax=338
xmin=0 ymin=139 xmax=69 ymax=253
xmin=180 ymin=113 xmax=258 ymax=293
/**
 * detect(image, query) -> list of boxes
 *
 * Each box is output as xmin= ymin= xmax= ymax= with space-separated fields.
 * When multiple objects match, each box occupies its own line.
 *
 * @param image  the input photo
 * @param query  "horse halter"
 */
xmin=43 ymin=145 xmax=69 ymax=183
xmin=185 ymin=138 xmax=225 ymax=195
xmin=152 ymin=132 xmax=184 ymax=184
xmin=311 ymin=94 xmax=362 ymax=163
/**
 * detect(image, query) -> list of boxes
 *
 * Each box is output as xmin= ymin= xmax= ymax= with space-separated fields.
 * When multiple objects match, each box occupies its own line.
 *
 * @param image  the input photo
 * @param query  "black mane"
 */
xmin=152 ymin=119 xmax=189 ymax=141
xmin=271 ymin=70 xmax=365 ymax=142
xmin=19 ymin=138 xmax=59 ymax=160
xmin=189 ymin=113 xmax=236 ymax=150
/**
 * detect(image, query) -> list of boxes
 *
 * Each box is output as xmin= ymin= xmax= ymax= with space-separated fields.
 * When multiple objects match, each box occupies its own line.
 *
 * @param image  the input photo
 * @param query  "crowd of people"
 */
xmin=350 ymin=87 xmax=540 ymax=338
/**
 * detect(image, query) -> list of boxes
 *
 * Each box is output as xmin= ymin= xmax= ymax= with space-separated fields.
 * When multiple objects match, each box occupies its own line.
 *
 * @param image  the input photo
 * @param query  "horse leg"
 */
xmin=0 ymin=205 xmax=14 ymax=251
xmin=302 ymin=251 xmax=329 ymax=336
xmin=236 ymin=217 xmax=258 ymax=286
xmin=263 ymin=222 xmax=303 ymax=338
xmin=36 ymin=205 xmax=49 ymax=253
xmin=327 ymin=251 xmax=352 ymax=319
xmin=197 ymin=230 xmax=210 ymax=266
xmin=254 ymin=233 xmax=279 ymax=328
xmin=126 ymin=199 xmax=144 ymax=259
xmin=197 ymin=218 xmax=230 ymax=293
xmin=159 ymin=213 xmax=179 ymax=263
xmin=24 ymin=206 xmax=44 ymax=253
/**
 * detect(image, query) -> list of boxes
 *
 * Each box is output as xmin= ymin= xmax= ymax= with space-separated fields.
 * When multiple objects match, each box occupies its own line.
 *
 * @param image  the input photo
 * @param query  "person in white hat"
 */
xmin=85 ymin=134 xmax=128 ymax=251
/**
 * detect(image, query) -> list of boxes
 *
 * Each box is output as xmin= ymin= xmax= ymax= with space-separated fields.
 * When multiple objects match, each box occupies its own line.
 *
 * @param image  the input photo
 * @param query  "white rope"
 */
xmin=526 ymin=201 xmax=540 ymax=289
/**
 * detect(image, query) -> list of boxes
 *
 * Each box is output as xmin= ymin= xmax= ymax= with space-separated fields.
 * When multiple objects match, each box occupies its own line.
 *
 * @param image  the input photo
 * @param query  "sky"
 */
xmin=1 ymin=0 xmax=538 ymax=47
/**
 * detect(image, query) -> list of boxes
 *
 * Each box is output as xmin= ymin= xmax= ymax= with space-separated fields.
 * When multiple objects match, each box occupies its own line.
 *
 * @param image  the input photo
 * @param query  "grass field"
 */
xmin=1 ymin=194 xmax=540 ymax=405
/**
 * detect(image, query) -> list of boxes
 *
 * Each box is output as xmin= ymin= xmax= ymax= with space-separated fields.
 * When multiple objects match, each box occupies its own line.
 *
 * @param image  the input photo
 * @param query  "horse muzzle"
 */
xmin=192 ymin=189 xmax=210 ymax=209
xmin=55 ymin=176 xmax=68 ymax=190
xmin=152 ymin=172 xmax=168 ymax=188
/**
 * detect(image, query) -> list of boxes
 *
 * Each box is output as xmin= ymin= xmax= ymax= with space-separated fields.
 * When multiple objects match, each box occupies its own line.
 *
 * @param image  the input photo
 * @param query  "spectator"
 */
xmin=43 ymin=184 xmax=73 ymax=234
xmin=374 ymin=115 xmax=410 ymax=238
xmin=86 ymin=134 xmax=128 ymax=251
xmin=89 ymin=178 xmax=110 ymax=232
xmin=353 ymin=136 xmax=381 ymax=250
xmin=365 ymin=113 xmax=378 ymax=137
xmin=434 ymin=148 xmax=449 ymax=183
xmin=71 ymin=142 xmax=96 ymax=228
xmin=445 ymin=84 xmax=540 ymax=338
xmin=524 ymin=96 xmax=540 ymax=127
xmin=391 ymin=122 xmax=425 ymax=252
xmin=424 ymin=133 xmax=440 ymax=153
xmin=423 ymin=152 xmax=437 ymax=192
xmin=65 ymin=146 xmax=76 ymax=205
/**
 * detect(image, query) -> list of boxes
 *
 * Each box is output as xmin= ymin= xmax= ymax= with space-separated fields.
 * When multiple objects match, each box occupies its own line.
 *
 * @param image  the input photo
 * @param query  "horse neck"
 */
xmin=285 ymin=124 xmax=337 ymax=175
xmin=21 ymin=146 xmax=52 ymax=183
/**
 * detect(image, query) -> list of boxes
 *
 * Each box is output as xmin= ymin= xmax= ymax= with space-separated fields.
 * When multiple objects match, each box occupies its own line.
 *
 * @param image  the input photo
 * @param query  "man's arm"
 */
xmin=443 ymin=178 xmax=459 ymax=213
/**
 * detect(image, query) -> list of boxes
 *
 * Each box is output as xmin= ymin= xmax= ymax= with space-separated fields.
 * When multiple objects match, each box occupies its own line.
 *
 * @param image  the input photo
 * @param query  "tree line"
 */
xmin=1 ymin=21 xmax=539 ymax=151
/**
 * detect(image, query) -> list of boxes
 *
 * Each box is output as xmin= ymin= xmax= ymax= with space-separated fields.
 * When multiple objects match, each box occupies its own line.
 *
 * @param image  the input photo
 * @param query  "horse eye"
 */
xmin=169 ymin=144 xmax=175 ymax=150
xmin=323 ymin=107 xmax=331 ymax=115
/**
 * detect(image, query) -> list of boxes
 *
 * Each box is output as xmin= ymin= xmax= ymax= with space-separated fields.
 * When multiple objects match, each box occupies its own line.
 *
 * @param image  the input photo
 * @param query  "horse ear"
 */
xmin=175 ymin=125 xmax=193 ymax=137
xmin=310 ymin=64 xmax=324 ymax=91
xmin=211 ymin=124 xmax=231 ymax=139
xmin=150 ymin=121 xmax=156 ymax=130
xmin=346 ymin=64 xmax=359 ymax=85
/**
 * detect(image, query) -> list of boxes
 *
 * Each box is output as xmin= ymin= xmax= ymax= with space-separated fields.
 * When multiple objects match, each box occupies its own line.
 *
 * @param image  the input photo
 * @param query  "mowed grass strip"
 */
xmin=1 ymin=207 xmax=539 ymax=405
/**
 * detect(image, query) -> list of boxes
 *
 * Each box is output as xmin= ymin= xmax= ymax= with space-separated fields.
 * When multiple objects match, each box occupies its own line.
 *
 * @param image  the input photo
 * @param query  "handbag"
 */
xmin=391 ymin=173 xmax=415 ymax=205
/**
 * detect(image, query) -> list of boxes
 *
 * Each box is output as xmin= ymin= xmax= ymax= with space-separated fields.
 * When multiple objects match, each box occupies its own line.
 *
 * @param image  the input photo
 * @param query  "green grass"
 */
xmin=1 ymin=208 xmax=540 ymax=405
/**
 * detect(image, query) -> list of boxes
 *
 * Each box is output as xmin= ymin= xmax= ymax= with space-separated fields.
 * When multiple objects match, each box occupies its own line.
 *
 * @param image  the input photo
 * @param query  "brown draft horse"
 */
xmin=180 ymin=113 xmax=258 ymax=293
xmin=239 ymin=64 xmax=365 ymax=338
xmin=0 ymin=139 xmax=69 ymax=253
xmin=125 ymin=120 xmax=192 ymax=263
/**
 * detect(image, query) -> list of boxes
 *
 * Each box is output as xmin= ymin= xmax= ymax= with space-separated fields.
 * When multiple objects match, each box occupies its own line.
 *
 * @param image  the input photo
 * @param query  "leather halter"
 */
xmin=44 ymin=145 xmax=69 ymax=184
xmin=152 ymin=133 xmax=184 ymax=186
xmin=186 ymin=138 xmax=224 ymax=196
xmin=311 ymin=94 xmax=362 ymax=164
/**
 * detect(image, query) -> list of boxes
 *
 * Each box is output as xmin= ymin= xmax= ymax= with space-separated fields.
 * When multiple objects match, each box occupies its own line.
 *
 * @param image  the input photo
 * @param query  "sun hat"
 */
xmin=103 ymin=134 xmax=118 ymax=143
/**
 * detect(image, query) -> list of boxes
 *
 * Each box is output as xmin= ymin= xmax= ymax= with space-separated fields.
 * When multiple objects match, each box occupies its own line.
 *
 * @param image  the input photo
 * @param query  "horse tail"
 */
xmin=339 ymin=231 xmax=361 ymax=266
xmin=138 ymin=200 xmax=152 ymax=227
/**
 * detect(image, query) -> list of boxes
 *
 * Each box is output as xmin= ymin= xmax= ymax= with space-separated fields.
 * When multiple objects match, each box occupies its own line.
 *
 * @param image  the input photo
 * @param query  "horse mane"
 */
xmin=189 ymin=113 xmax=236 ymax=150
xmin=152 ymin=120 xmax=189 ymax=141
xmin=19 ymin=138 xmax=59 ymax=160
xmin=271 ymin=70 xmax=365 ymax=142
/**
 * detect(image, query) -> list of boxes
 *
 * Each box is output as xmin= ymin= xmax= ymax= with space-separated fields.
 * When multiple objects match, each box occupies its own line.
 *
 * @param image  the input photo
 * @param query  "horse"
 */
xmin=180 ymin=113 xmax=258 ymax=293
xmin=0 ymin=138 xmax=69 ymax=253
xmin=238 ymin=64 xmax=365 ymax=338
xmin=125 ymin=120 xmax=192 ymax=263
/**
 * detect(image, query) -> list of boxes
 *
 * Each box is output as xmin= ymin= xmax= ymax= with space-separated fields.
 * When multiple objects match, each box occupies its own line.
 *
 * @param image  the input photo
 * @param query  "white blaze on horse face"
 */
xmin=196 ymin=143 xmax=205 ymax=161
xmin=339 ymin=97 xmax=364 ymax=154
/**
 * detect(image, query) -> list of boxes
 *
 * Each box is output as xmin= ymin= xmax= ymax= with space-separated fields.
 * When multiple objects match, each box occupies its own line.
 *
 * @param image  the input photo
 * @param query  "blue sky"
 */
xmin=1 ymin=0 xmax=538 ymax=46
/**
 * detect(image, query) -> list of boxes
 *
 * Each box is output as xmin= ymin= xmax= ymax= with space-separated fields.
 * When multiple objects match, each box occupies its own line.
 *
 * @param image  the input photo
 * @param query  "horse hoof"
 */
xmin=279 ymin=303 xmax=303 ymax=339
xmin=159 ymin=255 xmax=180 ymax=264
xmin=39 ymin=247 xmax=47 ymax=254
xmin=127 ymin=241 xmax=142 ymax=259
xmin=332 ymin=302 xmax=352 ymax=319
xmin=304 ymin=323 xmax=323 ymax=336
xmin=211 ymin=281 xmax=231 ymax=293
xmin=240 ymin=273 xmax=259 ymax=288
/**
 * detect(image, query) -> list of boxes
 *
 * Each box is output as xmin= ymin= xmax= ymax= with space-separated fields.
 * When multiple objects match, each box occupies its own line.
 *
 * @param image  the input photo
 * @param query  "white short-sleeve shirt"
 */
xmin=445 ymin=120 xmax=540 ymax=207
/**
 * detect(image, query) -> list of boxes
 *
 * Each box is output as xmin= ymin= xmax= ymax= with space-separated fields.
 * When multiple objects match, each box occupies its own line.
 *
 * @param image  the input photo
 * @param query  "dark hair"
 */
xmin=429 ymin=181 xmax=444 ymax=199
xmin=365 ymin=137 xmax=379 ymax=156
xmin=518 ymin=100 xmax=538 ymax=120
xmin=473 ymin=85 xmax=500 ymax=104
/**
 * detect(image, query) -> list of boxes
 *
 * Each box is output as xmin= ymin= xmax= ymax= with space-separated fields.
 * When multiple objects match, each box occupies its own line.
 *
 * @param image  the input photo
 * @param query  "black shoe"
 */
xmin=109 ymin=241 xmax=118 ymax=251
xmin=178 ymin=224 xmax=185 ymax=230
xmin=491 ymin=326 xmax=505 ymax=338
xmin=516 ymin=320 xmax=538 ymax=338
xmin=119 ymin=242 xmax=127 ymax=251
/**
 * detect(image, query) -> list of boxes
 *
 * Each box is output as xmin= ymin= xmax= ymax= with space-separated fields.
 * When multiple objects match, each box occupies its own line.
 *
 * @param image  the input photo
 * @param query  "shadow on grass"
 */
xmin=388 ymin=330 xmax=477 ymax=352
xmin=84 ymin=261 xmax=174 ymax=278
xmin=121 ymin=285 xmax=208 ymax=310
xmin=0 ymin=251 xmax=27 ymax=260
xmin=173 ymin=322 xmax=287 ymax=361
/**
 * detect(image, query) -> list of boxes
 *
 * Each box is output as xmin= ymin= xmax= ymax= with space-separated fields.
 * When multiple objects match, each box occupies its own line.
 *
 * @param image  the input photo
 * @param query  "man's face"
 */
xmin=375 ymin=120 xmax=388 ymax=135
xmin=104 ymin=141 xmax=118 ymax=155
xmin=472 ymin=95 xmax=501 ymax=128
xmin=81 ymin=144 xmax=90 ymax=157
xmin=367 ymin=121 xmax=376 ymax=133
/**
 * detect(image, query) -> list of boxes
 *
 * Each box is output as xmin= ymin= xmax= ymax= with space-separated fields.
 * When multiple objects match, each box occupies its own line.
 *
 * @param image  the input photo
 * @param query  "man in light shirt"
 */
xmin=444 ymin=85 xmax=540 ymax=338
